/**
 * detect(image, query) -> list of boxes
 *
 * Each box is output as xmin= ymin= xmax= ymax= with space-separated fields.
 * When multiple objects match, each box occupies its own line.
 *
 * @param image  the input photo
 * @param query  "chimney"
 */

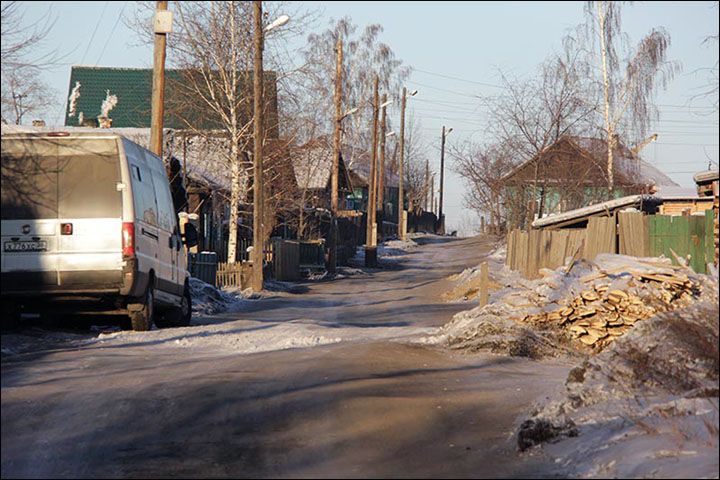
xmin=98 ymin=116 xmax=113 ymax=128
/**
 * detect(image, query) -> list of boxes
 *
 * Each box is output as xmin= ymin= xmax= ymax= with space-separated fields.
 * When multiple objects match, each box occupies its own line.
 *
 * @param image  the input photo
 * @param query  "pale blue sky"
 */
xmin=12 ymin=1 xmax=720 ymax=232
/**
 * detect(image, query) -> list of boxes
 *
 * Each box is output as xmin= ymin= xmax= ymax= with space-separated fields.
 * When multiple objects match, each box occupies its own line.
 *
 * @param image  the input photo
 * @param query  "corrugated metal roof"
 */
xmin=531 ymin=194 xmax=659 ymax=229
xmin=501 ymin=136 xmax=678 ymax=187
xmin=64 ymin=66 xmax=278 ymax=134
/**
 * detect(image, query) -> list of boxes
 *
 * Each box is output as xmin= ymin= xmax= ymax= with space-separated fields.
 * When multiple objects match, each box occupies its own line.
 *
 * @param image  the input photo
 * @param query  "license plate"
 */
xmin=3 ymin=241 xmax=48 ymax=252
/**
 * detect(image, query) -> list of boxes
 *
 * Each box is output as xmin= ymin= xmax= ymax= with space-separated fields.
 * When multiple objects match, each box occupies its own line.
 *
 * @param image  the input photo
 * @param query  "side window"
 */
xmin=124 ymin=140 xmax=158 ymax=226
xmin=130 ymin=162 xmax=158 ymax=226
xmin=150 ymin=169 xmax=175 ymax=233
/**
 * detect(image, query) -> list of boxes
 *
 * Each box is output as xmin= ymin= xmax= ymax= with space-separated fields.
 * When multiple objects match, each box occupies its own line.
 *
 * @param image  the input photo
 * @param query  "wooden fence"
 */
xmin=649 ymin=212 xmax=715 ymax=274
xmin=506 ymin=210 xmax=716 ymax=279
xmin=214 ymin=242 xmax=273 ymax=288
xmin=216 ymin=261 xmax=252 ymax=289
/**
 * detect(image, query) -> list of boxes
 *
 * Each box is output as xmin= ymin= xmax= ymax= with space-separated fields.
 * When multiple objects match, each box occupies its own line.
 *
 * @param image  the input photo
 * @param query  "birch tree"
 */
xmin=294 ymin=17 xmax=411 ymax=167
xmin=580 ymin=1 xmax=679 ymax=195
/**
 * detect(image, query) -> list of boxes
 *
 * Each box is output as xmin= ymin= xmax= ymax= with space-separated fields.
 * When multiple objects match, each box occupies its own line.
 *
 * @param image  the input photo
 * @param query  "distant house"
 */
xmin=344 ymin=146 xmax=401 ymax=222
xmin=290 ymin=137 xmax=354 ymax=211
xmin=501 ymin=135 xmax=678 ymax=229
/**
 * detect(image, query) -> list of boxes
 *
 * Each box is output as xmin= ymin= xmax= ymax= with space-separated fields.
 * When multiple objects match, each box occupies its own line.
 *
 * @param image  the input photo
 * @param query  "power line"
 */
xmin=413 ymin=68 xmax=504 ymax=89
xmin=95 ymin=4 xmax=126 ymax=66
xmin=407 ymin=81 xmax=482 ymax=98
xmin=80 ymin=1 xmax=109 ymax=65
xmin=655 ymin=142 xmax=719 ymax=147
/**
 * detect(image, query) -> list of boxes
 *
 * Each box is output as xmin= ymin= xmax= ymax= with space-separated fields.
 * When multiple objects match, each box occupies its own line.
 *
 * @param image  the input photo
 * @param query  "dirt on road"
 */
xmin=1 ymin=235 xmax=572 ymax=478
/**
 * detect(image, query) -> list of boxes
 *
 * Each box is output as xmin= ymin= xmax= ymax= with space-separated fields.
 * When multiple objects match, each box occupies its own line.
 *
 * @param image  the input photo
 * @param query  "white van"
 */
xmin=1 ymin=131 xmax=198 ymax=331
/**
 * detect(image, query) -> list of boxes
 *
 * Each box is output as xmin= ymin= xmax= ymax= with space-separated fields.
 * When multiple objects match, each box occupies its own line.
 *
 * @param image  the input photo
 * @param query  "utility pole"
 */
xmin=328 ymin=37 xmax=343 ymax=275
xmin=438 ymin=126 xmax=452 ymax=234
xmin=251 ymin=0 xmax=265 ymax=292
xmin=398 ymin=87 xmax=407 ymax=241
xmin=378 ymin=93 xmax=387 ymax=231
xmin=439 ymin=126 xmax=446 ymax=233
xmin=150 ymin=1 xmax=169 ymax=158
xmin=365 ymin=75 xmax=379 ymax=267
xmin=430 ymin=174 xmax=436 ymax=216
xmin=424 ymin=158 xmax=429 ymax=211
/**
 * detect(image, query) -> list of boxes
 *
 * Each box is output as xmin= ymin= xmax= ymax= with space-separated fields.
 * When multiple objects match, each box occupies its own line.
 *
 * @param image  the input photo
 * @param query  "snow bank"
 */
xmin=189 ymin=277 xmax=250 ymax=315
xmin=429 ymin=253 xmax=709 ymax=357
xmin=88 ymin=320 xmax=344 ymax=355
xmin=518 ymin=277 xmax=719 ymax=478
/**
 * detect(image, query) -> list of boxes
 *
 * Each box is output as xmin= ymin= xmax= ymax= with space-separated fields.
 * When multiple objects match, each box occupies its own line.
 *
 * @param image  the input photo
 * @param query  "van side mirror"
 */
xmin=181 ymin=222 xmax=198 ymax=248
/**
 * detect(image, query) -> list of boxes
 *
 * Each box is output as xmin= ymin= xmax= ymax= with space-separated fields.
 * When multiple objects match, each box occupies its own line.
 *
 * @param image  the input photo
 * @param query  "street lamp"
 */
xmin=398 ymin=87 xmax=418 ymax=240
xmin=252 ymin=3 xmax=290 ymax=291
xmin=265 ymin=14 xmax=290 ymax=31
xmin=438 ymin=125 xmax=452 ymax=234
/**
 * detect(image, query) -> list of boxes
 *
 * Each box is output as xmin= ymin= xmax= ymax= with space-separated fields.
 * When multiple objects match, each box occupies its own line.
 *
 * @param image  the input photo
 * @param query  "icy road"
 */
xmin=1 ymin=235 xmax=572 ymax=478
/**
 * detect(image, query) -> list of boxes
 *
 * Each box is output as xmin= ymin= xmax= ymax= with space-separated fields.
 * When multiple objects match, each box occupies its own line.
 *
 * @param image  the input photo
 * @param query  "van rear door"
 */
xmin=1 ymin=134 xmax=124 ymax=293
xmin=1 ymin=136 xmax=60 ymax=289
xmin=56 ymin=137 xmax=123 ymax=288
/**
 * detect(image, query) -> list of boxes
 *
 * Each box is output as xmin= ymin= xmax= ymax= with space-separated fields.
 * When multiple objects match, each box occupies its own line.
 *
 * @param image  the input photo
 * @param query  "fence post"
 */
xmin=479 ymin=262 xmax=489 ymax=307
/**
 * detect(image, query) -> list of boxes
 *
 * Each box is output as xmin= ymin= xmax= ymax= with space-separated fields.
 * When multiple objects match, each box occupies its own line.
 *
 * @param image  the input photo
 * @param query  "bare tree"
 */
xmin=1 ymin=1 xmax=59 ymax=124
xmin=692 ymin=2 xmax=718 ymax=113
xmin=463 ymin=43 xmax=597 ymax=228
xmin=294 ymin=17 xmax=411 ymax=167
xmin=450 ymin=141 xmax=513 ymax=234
xmin=400 ymin=112 xmax=429 ymax=212
xmin=577 ymin=1 xmax=680 ymax=194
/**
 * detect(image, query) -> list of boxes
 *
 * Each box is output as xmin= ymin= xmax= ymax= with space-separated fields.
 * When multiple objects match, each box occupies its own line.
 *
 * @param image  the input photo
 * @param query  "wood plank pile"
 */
xmin=518 ymin=270 xmax=698 ymax=351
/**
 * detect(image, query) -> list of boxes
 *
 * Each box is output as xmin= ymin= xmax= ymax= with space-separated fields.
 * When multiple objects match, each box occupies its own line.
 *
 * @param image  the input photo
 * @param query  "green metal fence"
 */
xmin=649 ymin=210 xmax=715 ymax=274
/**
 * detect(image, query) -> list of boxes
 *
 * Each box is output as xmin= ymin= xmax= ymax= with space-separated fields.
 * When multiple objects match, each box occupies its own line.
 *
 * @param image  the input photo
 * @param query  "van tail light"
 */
xmin=122 ymin=222 xmax=135 ymax=258
xmin=61 ymin=223 xmax=73 ymax=235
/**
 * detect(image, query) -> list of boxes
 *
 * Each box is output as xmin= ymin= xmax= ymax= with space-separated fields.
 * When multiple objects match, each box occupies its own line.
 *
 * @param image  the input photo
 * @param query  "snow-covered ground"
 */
xmin=427 ymin=242 xmax=720 ymax=478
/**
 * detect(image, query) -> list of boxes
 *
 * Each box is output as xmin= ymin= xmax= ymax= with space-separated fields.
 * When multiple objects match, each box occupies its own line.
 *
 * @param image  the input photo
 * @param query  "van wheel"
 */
xmin=156 ymin=285 xmax=192 ymax=328
xmin=177 ymin=286 xmax=192 ymax=327
xmin=130 ymin=285 xmax=154 ymax=332
xmin=1 ymin=301 xmax=22 ymax=331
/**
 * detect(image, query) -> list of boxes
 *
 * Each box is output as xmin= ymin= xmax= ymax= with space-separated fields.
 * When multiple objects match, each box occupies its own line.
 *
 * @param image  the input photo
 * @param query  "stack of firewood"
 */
xmin=520 ymin=270 xmax=698 ymax=349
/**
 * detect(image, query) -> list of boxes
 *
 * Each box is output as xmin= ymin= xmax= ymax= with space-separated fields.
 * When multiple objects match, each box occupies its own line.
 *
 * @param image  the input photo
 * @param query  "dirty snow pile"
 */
xmin=188 ymin=277 xmax=251 ymax=315
xmin=442 ymin=243 xmax=507 ymax=302
xmin=516 ymin=274 xmax=718 ymax=478
xmin=89 ymin=319 xmax=343 ymax=355
xmin=380 ymin=237 xmax=419 ymax=256
xmin=307 ymin=266 xmax=370 ymax=281
xmin=348 ymin=237 xmax=418 ymax=268
xmin=427 ymin=254 xmax=711 ymax=359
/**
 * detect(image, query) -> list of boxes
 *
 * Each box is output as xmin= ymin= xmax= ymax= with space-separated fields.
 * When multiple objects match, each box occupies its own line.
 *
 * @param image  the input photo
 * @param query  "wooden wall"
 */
xmin=507 ymin=210 xmax=716 ymax=279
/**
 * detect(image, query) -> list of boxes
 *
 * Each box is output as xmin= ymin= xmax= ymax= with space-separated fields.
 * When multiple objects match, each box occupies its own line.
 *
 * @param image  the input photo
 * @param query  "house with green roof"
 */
xmin=64 ymin=66 xmax=279 ymax=137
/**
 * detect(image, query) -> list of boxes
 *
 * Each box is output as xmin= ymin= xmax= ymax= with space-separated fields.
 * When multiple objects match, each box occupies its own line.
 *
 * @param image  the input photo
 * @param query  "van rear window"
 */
xmin=1 ymin=136 xmax=121 ymax=220
xmin=1 ymin=137 xmax=59 ymax=220
xmin=57 ymin=139 xmax=121 ymax=218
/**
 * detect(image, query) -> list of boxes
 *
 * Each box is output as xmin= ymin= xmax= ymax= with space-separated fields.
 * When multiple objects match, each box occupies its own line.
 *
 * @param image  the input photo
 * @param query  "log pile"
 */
xmin=519 ymin=270 xmax=698 ymax=350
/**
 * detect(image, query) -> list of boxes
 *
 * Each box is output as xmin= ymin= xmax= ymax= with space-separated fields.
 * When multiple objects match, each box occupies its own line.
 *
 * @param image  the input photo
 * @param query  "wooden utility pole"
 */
xmin=398 ymin=87 xmax=407 ymax=241
xmin=439 ymin=126 xmax=446 ymax=233
xmin=251 ymin=0 xmax=265 ymax=292
xmin=430 ymin=174 xmax=436 ymax=216
xmin=378 ymin=94 xmax=387 ymax=219
xmin=328 ymin=37 xmax=343 ymax=274
xmin=365 ymin=75 xmax=379 ymax=267
xmin=424 ymin=158 xmax=429 ymax=211
xmin=150 ymin=1 xmax=169 ymax=157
